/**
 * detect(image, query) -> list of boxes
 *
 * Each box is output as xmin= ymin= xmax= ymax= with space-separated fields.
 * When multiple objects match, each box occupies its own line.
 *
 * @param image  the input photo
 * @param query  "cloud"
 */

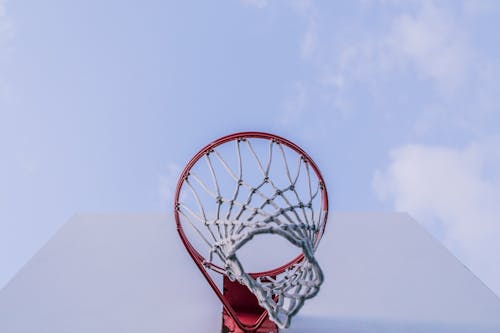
xmin=0 ymin=0 xmax=12 ymax=44
xmin=280 ymin=0 xmax=500 ymax=142
xmin=278 ymin=0 xmax=500 ymax=297
xmin=0 ymin=1 xmax=6 ymax=22
xmin=0 ymin=0 xmax=13 ymax=101
xmin=240 ymin=0 xmax=269 ymax=9
xmin=279 ymin=82 xmax=307 ymax=125
xmin=463 ymin=0 xmax=499 ymax=15
xmin=159 ymin=163 xmax=182 ymax=212
xmin=16 ymin=151 xmax=40 ymax=175
xmin=387 ymin=2 xmax=471 ymax=94
xmin=291 ymin=0 xmax=318 ymax=59
xmin=301 ymin=23 xmax=317 ymax=60
xmin=327 ymin=1 xmax=472 ymax=97
xmin=373 ymin=138 xmax=500 ymax=296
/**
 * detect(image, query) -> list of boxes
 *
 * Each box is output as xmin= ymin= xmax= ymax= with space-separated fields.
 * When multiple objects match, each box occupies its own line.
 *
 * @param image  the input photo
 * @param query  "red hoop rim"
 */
xmin=174 ymin=131 xmax=329 ymax=277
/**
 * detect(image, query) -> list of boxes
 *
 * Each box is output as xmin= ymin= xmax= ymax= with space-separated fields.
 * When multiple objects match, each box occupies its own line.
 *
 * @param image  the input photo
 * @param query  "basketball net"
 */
xmin=175 ymin=132 xmax=328 ymax=331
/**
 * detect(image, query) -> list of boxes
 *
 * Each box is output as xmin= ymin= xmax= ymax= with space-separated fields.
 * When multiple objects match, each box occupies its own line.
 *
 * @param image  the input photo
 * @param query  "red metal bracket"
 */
xmin=221 ymin=276 xmax=278 ymax=333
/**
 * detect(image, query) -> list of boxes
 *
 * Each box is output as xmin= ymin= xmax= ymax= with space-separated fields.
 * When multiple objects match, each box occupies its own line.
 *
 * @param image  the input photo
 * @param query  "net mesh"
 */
xmin=176 ymin=136 xmax=327 ymax=328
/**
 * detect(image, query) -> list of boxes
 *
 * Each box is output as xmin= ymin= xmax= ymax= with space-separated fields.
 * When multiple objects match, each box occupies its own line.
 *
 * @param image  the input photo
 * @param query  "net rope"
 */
xmin=177 ymin=137 xmax=327 ymax=328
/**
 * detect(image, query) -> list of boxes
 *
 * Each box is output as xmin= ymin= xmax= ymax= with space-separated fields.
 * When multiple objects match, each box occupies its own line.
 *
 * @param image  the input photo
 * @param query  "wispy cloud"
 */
xmin=373 ymin=138 xmax=500 ymax=296
xmin=283 ymin=0 xmax=500 ymax=295
xmin=463 ymin=0 xmax=498 ymax=15
xmin=280 ymin=0 xmax=500 ymax=137
xmin=279 ymin=82 xmax=307 ymax=125
xmin=323 ymin=1 xmax=474 ymax=99
xmin=0 ymin=0 xmax=13 ymax=101
xmin=387 ymin=2 xmax=471 ymax=94
xmin=159 ymin=163 xmax=182 ymax=212
xmin=292 ymin=0 xmax=318 ymax=59
xmin=0 ymin=0 xmax=12 ymax=46
xmin=240 ymin=0 xmax=269 ymax=9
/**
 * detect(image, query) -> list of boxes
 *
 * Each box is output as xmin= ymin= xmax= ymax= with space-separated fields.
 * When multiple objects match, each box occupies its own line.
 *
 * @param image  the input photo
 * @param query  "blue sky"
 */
xmin=1 ymin=0 xmax=499 ymax=297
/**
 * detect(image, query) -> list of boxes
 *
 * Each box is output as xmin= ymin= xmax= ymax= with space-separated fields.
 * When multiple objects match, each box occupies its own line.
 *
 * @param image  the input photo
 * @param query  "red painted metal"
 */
xmin=174 ymin=131 xmax=329 ymax=332
xmin=222 ymin=276 xmax=278 ymax=333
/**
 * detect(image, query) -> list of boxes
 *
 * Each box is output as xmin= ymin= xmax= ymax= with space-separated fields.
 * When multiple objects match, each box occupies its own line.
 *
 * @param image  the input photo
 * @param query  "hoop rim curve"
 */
xmin=174 ymin=131 xmax=329 ymax=278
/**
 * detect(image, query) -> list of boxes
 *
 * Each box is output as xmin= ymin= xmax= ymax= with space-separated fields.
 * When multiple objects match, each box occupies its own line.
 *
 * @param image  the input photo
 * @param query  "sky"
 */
xmin=0 ymin=0 xmax=499 ymax=298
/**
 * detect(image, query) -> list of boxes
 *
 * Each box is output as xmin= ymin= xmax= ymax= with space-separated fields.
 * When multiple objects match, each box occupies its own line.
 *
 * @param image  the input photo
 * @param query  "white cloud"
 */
xmin=279 ymin=82 xmax=307 ymax=125
xmin=292 ymin=0 xmax=318 ymax=59
xmin=301 ymin=24 xmax=317 ymax=59
xmin=0 ymin=1 xmax=6 ymax=21
xmin=0 ymin=0 xmax=12 ymax=44
xmin=281 ymin=1 xmax=500 ymax=140
xmin=0 ymin=0 xmax=13 ymax=101
xmin=280 ymin=0 xmax=500 ymax=295
xmin=462 ymin=0 xmax=500 ymax=15
xmin=16 ymin=151 xmax=40 ymax=175
xmin=159 ymin=163 xmax=182 ymax=212
xmin=325 ymin=1 xmax=472 ymax=97
xmin=387 ymin=2 xmax=471 ymax=94
xmin=373 ymin=138 xmax=500 ymax=296
xmin=240 ymin=0 xmax=269 ymax=9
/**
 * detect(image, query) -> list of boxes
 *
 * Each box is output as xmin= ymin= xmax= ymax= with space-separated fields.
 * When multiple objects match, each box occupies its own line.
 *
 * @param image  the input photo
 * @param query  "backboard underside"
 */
xmin=1 ymin=212 xmax=499 ymax=332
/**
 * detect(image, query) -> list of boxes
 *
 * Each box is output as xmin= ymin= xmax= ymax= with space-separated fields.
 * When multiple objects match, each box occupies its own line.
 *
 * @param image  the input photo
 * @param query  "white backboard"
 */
xmin=1 ymin=213 xmax=499 ymax=332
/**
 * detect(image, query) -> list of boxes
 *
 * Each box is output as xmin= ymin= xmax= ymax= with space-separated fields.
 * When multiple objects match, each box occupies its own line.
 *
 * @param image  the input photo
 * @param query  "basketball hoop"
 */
xmin=174 ymin=132 xmax=329 ymax=332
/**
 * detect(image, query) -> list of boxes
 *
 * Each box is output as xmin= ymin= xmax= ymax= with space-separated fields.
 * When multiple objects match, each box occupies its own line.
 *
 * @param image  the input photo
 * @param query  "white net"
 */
xmin=176 ymin=136 xmax=327 ymax=328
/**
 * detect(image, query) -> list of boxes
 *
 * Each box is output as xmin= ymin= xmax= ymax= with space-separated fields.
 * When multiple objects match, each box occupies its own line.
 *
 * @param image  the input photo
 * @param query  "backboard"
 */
xmin=1 ymin=212 xmax=500 ymax=332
